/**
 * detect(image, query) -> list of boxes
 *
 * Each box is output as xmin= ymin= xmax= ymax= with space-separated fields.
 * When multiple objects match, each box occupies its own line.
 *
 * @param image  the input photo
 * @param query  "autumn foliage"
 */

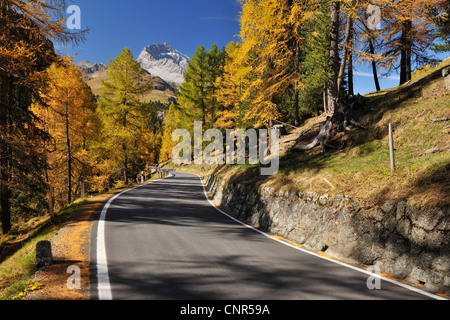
xmin=0 ymin=2 xmax=161 ymax=233
xmin=0 ymin=0 xmax=448 ymax=234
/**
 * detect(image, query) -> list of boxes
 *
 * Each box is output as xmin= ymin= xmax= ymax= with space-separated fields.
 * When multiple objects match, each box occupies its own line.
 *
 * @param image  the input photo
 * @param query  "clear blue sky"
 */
xmin=59 ymin=0 xmax=242 ymax=63
xmin=58 ymin=0 xmax=449 ymax=96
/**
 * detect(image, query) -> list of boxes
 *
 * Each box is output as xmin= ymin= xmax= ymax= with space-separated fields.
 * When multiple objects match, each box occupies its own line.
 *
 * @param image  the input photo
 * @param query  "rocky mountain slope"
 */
xmin=76 ymin=61 xmax=107 ymax=75
xmin=137 ymin=43 xmax=189 ymax=88
xmin=76 ymin=59 xmax=177 ymax=104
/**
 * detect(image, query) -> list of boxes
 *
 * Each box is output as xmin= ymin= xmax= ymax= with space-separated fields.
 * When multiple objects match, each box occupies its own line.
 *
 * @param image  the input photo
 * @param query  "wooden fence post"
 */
xmin=389 ymin=123 xmax=395 ymax=175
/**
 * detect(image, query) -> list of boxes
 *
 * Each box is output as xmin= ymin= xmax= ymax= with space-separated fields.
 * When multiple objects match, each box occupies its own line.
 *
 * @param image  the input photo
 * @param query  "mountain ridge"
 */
xmin=137 ymin=42 xmax=189 ymax=88
xmin=75 ymin=59 xmax=177 ymax=104
xmin=75 ymin=43 xmax=188 ymax=102
xmin=76 ymin=61 xmax=107 ymax=74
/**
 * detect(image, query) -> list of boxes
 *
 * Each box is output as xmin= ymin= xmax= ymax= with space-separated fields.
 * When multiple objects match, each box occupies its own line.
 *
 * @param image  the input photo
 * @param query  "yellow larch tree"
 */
xmin=33 ymin=57 xmax=96 ymax=208
xmin=214 ymin=41 xmax=252 ymax=129
xmin=159 ymin=104 xmax=183 ymax=162
xmin=0 ymin=0 xmax=86 ymax=233
xmin=238 ymin=0 xmax=312 ymax=127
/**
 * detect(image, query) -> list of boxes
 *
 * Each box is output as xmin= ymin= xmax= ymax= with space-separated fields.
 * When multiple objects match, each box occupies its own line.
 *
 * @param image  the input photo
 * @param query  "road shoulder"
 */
xmin=25 ymin=190 xmax=126 ymax=300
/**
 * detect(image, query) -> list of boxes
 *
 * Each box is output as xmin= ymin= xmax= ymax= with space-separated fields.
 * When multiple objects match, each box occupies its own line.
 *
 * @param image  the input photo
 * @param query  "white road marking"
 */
xmin=96 ymin=174 xmax=174 ymax=300
xmin=195 ymin=174 xmax=446 ymax=301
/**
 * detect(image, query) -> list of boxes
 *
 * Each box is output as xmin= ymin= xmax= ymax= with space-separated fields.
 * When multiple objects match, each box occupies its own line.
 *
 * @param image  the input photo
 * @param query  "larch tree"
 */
xmin=159 ymin=104 xmax=183 ymax=162
xmin=214 ymin=41 xmax=253 ymax=129
xmin=327 ymin=1 xmax=341 ymax=113
xmin=377 ymin=0 xmax=442 ymax=85
xmin=357 ymin=4 xmax=383 ymax=92
xmin=0 ymin=0 xmax=86 ymax=234
xmin=205 ymin=44 xmax=225 ymax=126
xmin=298 ymin=0 xmax=330 ymax=116
xmin=98 ymin=48 xmax=153 ymax=185
xmin=178 ymin=45 xmax=209 ymax=126
xmin=177 ymin=44 xmax=224 ymax=129
xmin=430 ymin=0 xmax=450 ymax=52
xmin=337 ymin=0 xmax=358 ymax=96
xmin=33 ymin=57 xmax=96 ymax=207
xmin=238 ymin=0 xmax=311 ymax=127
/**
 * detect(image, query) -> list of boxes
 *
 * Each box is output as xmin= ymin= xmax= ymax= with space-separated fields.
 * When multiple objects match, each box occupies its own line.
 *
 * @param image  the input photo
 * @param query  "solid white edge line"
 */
xmin=194 ymin=173 xmax=447 ymax=301
xmin=96 ymin=174 xmax=174 ymax=301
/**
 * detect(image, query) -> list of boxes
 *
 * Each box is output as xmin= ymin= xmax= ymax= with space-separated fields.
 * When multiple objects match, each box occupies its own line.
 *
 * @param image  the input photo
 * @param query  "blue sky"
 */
xmin=60 ymin=0 xmax=242 ymax=63
xmin=58 ymin=0 xmax=448 ymax=96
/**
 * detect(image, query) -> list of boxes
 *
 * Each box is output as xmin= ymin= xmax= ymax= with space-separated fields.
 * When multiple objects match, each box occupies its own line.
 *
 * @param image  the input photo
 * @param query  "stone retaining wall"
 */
xmin=205 ymin=174 xmax=450 ymax=296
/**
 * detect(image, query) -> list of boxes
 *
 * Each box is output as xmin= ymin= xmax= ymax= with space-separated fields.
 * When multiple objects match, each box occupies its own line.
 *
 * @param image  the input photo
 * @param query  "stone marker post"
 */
xmin=443 ymin=66 xmax=450 ymax=91
xmin=36 ymin=240 xmax=53 ymax=268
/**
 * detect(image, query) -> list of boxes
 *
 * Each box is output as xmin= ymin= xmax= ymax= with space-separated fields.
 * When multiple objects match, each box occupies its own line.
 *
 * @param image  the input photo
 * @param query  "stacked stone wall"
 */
xmin=205 ymin=174 xmax=450 ymax=295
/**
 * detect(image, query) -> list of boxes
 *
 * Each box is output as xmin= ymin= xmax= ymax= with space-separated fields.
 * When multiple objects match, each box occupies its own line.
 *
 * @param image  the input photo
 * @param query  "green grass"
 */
xmin=0 ymin=228 xmax=56 ymax=300
xmin=0 ymin=198 xmax=88 ymax=300
xmin=0 ymin=176 xmax=164 ymax=300
xmin=185 ymin=60 xmax=450 ymax=209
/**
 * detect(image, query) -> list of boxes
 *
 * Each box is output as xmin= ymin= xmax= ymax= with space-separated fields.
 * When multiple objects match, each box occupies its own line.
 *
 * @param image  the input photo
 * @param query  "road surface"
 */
xmin=91 ymin=172 xmax=441 ymax=300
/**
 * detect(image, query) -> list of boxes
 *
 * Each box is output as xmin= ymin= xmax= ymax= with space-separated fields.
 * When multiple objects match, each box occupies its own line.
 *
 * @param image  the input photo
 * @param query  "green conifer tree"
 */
xmin=177 ymin=44 xmax=225 ymax=129
xmin=98 ymin=48 xmax=153 ymax=185
xmin=298 ymin=0 xmax=330 ymax=116
xmin=178 ymin=45 xmax=210 ymax=126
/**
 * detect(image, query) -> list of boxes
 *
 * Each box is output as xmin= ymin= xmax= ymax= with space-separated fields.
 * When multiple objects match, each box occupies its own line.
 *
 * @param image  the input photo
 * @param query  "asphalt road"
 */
xmin=91 ymin=172 xmax=440 ymax=300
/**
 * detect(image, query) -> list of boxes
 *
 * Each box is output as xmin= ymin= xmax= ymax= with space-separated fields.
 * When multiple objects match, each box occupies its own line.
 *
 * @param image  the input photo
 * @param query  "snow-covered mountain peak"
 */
xmin=137 ymin=43 xmax=189 ymax=88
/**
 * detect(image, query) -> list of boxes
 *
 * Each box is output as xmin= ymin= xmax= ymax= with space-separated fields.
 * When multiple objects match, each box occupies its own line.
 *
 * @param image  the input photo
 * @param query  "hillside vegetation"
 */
xmin=174 ymin=60 xmax=450 ymax=210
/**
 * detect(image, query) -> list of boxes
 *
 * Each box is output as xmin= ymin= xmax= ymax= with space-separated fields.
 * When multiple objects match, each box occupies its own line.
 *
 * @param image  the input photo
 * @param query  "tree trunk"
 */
xmin=81 ymin=176 xmax=85 ymax=198
xmin=0 ymin=74 xmax=11 ymax=234
xmin=348 ymin=16 xmax=354 ymax=96
xmin=292 ymin=95 xmax=365 ymax=153
xmin=44 ymin=148 xmax=55 ymax=224
xmin=348 ymin=49 xmax=354 ymax=96
xmin=0 ymin=7 xmax=7 ymax=233
xmin=65 ymin=101 xmax=72 ymax=204
xmin=123 ymin=110 xmax=128 ymax=185
xmin=406 ymin=42 xmax=412 ymax=82
xmin=337 ymin=15 xmax=354 ymax=95
xmin=368 ymin=38 xmax=381 ymax=91
xmin=294 ymin=44 xmax=301 ymax=126
xmin=400 ymin=51 xmax=412 ymax=84
xmin=400 ymin=20 xmax=412 ymax=85
xmin=400 ymin=50 xmax=407 ymax=85
xmin=294 ymin=82 xmax=300 ymax=126
xmin=327 ymin=1 xmax=340 ymax=113
xmin=0 ymin=180 xmax=11 ymax=235
xmin=46 ymin=175 xmax=55 ymax=224
xmin=364 ymin=7 xmax=381 ymax=92
xmin=405 ymin=20 xmax=412 ymax=83
xmin=123 ymin=150 xmax=128 ymax=185
xmin=42 ymin=105 xmax=55 ymax=223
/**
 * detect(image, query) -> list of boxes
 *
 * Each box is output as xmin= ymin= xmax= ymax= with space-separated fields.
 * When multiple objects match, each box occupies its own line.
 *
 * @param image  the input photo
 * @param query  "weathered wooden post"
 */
xmin=389 ymin=123 xmax=395 ymax=175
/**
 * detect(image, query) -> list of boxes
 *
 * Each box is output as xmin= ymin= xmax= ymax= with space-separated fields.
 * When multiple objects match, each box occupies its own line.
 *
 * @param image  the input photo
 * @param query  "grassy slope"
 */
xmin=0 ymin=199 xmax=87 ymax=299
xmin=0 ymin=179 xmax=154 ymax=299
xmin=180 ymin=59 xmax=450 ymax=210
xmin=1 ymin=60 xmax=447 ymax=299
xmin=85 ymin=69 xmax=177 ymax=104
